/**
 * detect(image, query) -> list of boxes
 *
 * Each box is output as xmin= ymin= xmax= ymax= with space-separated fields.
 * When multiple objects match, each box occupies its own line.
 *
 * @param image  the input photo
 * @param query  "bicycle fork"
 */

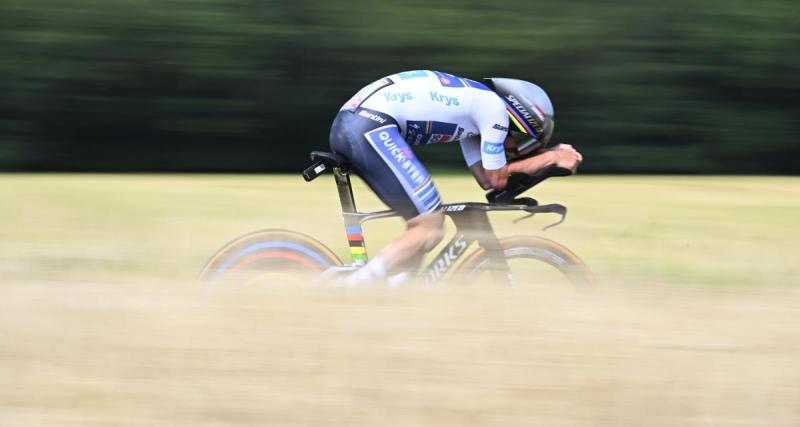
xmin=447 ymin=209 xmax=515 ymax=286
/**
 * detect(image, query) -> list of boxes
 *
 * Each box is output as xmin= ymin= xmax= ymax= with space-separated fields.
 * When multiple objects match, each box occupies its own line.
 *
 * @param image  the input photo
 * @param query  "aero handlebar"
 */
xmin=485 ymin=166 xmax=572 ymax=204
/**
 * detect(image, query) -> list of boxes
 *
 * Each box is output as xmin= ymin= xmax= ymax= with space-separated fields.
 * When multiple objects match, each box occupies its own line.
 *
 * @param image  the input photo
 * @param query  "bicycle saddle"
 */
xmin=310 ymin=151 xmax=349 ymax=168
xmin=304 ymin=151 xmax=350 ymax=182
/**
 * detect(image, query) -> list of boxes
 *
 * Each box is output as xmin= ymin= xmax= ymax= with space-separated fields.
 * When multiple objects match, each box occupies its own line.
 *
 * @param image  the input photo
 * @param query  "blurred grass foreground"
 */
xmin=0 ymin=174 xmax=799 ymax=426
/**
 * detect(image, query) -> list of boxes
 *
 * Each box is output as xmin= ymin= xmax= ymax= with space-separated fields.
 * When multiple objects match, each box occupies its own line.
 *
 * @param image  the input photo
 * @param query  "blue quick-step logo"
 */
xmin=363 ymin=125 xmax=441 ymax=214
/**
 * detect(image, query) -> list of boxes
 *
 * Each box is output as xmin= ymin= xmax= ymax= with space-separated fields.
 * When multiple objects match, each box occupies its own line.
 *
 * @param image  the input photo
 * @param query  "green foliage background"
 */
xmin=2 ymin=0 xmax=798 ymax=173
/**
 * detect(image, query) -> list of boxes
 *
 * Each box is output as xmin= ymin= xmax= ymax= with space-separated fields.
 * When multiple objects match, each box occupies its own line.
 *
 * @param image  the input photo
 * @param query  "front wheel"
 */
xmin=199 ymin=229 xmax=343 ymax=288
xmin=455 ymin=235 xmax=594 ymax=286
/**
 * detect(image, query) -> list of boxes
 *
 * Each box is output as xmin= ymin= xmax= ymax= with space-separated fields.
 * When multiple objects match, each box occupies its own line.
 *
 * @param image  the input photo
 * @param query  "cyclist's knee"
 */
xmin=408 ymin=210 xmax=445 ymax=251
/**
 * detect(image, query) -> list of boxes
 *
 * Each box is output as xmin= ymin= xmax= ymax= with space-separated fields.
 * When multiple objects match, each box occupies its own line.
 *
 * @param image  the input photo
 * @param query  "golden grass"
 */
xmin=1 ymin=282 xmax=798 ymax=426
xmin=0 ymin=174 xmax=799 ymax=426
xmin=1 ymin=174 xmax=797 ymax=287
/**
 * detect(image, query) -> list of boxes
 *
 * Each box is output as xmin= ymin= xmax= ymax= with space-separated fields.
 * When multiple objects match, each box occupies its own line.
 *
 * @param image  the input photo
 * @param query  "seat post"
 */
xmin=333 ymin=166 xmax=370 ymax=266
xmin=333 ymin=166 xmax=357 ymax=214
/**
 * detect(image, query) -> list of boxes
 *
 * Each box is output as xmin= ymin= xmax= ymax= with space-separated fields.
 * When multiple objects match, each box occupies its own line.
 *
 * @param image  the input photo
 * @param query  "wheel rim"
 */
xmin=200 ymin=229 xmax=342 ymax=287
xmin=455 ymin=236 xmax=593 ymax=286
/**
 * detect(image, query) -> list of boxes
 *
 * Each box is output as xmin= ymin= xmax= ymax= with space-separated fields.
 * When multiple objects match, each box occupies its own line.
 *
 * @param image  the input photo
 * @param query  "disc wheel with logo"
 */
xmin=199 ymin=229 xmax=342 ymax=288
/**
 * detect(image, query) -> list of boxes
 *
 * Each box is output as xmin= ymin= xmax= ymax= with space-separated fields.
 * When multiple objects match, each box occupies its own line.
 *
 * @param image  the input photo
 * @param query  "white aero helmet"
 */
xmin=484 ymin=78 xmax=555 ymax=159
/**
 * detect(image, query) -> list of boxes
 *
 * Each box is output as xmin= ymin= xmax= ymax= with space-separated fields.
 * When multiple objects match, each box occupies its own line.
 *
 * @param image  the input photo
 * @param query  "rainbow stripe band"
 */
xmin=346 ymin=226 xmax=368 ymax=263
xmin=505 ymin=105 xmax=535 ymax=135
xmin=346 ymin=233 xmax=364 ymax=242
xmin=413 ymin=176 xmax=433 ymax=194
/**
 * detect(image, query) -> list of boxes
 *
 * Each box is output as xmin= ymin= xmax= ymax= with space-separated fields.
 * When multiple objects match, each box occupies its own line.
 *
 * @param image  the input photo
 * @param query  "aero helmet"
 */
xmin=484 ymin=78 xmax=555 ymax=159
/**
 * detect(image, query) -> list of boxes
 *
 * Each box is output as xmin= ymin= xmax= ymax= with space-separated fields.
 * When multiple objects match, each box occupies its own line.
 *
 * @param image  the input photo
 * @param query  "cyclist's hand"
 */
xmin=484 ymin=164 xmax=509 ymax=190
xmin=548 ymin=144 xmax=583 ymax=173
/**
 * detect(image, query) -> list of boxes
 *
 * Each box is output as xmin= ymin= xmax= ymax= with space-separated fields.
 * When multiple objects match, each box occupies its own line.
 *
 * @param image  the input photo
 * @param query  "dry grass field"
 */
xmin=0 ymin=174 xmax=798 ymax=426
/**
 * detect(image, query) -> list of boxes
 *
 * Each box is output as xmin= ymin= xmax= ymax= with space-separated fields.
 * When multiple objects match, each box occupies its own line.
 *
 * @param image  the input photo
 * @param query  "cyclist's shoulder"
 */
xmin=389 ymin=70 xmax=503 ymax=109
xmin=389 ymin=70 xmax=493 ymax=91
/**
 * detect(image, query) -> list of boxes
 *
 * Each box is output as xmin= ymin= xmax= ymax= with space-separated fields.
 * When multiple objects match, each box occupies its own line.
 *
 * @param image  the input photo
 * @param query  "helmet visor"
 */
xmin=508 ymin=117 xmax=555 ymax=158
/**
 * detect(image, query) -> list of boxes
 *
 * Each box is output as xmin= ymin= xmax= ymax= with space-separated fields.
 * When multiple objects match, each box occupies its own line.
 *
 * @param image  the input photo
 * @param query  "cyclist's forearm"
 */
xmin=469 ymin=162 xmax=509 ymax=190
xmin=468 ymin=163 xmax=489 ymax=190
xmin=507 ymin=151 xmax=555 ymax=175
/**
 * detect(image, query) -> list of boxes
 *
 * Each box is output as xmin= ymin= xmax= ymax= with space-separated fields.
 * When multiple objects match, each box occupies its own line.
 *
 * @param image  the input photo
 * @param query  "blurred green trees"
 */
xmin=1 ymin=0 xmax=798 ymax=173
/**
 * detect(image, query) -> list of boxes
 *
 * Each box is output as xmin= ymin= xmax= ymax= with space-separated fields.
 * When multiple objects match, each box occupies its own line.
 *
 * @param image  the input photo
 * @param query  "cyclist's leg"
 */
xmin=330 ymin=108 xmax=445 ymax=283
xmin=379 ymin=209 xmax=444 ymax=266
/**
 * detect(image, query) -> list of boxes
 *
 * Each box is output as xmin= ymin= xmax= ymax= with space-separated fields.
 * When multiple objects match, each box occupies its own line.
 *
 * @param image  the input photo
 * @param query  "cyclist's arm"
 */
xmin=507 ymin=144 xmax=583 ymax=175
xmin=470 ymin=90 xmax=510 ymax=190
xmin=469 ymin=160 xmax=508 ymax=190
xmin=461 ymin=136 xmax=502 ymax=190
xmin=471 ymin=145 xmax=582 ymax=190
xmin=469 ymin=151 xmax=557 ymax=190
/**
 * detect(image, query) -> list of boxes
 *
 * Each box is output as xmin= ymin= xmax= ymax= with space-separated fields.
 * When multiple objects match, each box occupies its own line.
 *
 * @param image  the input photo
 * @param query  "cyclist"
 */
xmin=330 ymin=70 xmax=582 ymax=285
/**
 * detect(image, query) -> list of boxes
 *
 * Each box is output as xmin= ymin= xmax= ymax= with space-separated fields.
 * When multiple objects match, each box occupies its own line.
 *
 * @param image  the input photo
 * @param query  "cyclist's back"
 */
xmin=352 ymin=70 xmax=507 ymax=148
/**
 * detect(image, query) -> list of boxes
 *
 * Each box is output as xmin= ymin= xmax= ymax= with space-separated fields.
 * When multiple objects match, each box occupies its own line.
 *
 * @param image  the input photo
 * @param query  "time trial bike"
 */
xmin=199 ymin=151 xmax=593 ymax=286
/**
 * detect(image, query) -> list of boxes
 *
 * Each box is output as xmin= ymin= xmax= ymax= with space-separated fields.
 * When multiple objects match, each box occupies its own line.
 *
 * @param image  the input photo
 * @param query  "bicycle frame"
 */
xmin=330 ymin=164 xmax=565 ymax=285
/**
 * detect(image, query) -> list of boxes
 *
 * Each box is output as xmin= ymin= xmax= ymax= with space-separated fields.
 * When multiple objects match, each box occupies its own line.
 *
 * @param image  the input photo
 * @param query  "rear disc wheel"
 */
xmin=199 ymin=229 xmax=342 ymax=288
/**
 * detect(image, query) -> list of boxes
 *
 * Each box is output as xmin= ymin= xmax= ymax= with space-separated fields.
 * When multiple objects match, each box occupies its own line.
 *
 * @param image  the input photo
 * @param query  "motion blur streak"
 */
xmin=1 ymin=0 xmax=799 ymax=173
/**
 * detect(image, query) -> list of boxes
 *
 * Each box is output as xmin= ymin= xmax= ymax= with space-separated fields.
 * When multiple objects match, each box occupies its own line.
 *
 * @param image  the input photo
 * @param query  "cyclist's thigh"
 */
xmin=329 ymin=108 xmax=441 ymax=219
